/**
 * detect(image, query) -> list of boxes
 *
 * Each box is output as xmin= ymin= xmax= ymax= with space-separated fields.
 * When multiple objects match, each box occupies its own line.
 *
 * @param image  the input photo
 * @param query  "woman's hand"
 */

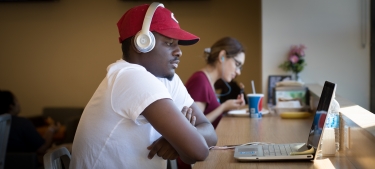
xmin=222 ymin=94 xmax=245 ymax=111
xmin=237 ymin=93 xmax=246 ymax=106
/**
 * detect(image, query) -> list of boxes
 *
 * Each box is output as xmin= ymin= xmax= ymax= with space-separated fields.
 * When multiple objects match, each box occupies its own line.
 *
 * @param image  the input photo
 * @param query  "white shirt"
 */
xmin=70 ymin=60 xmax=193 ymax=169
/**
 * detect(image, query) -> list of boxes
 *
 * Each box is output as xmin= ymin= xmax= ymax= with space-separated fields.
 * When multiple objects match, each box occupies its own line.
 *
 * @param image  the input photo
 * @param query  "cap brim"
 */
xmin=156 ymin=28 xmax=199 ymax=46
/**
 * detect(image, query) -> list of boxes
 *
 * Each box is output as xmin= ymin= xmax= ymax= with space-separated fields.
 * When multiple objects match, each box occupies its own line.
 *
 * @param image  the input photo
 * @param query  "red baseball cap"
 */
xmin=117 ymin=3 xmax=199 ymax=45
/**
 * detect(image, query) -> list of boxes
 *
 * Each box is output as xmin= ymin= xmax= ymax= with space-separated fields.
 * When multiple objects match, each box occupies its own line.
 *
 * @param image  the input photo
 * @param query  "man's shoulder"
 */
xmin=108 ymin=60 xmax=144 ymax=72
xmin=107 ymin=61 xmax=157 ymax=80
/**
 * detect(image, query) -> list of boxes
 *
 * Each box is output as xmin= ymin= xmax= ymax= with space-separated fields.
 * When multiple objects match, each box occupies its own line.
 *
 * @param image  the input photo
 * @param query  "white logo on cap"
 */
xmin=171 ymin=13 xmax=178 ymax=23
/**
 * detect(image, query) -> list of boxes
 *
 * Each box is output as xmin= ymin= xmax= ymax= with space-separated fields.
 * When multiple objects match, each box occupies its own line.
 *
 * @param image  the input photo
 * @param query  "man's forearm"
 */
xmin=189 ymin=102 xmax=218 ymax=147
xmin=196 ymin=122 xmax=217 ymax=147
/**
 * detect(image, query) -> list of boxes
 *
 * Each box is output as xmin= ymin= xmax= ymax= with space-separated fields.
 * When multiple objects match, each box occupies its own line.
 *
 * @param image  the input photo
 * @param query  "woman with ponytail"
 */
xmin=185 ymin=37 xmax=246 ymax=129
xmin=179 ymin=37 xmax=246 ymax=169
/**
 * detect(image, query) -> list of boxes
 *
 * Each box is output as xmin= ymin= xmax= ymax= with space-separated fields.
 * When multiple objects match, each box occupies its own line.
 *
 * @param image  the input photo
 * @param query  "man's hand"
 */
xmin=147 ymin=106 xmax=198 ymax=160
xmin=181 ymin=106 xmax=196 ymax=126
xmin=147 ymin=137 xmax=179 ymax=160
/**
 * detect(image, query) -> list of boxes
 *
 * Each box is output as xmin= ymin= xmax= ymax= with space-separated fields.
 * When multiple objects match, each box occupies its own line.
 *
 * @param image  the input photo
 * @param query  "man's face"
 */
xmin=142 ymin=32 xmax=182 ymax=80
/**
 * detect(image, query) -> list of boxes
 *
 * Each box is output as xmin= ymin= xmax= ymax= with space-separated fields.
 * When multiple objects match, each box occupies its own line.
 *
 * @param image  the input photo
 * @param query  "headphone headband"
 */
xmin=141 ymin=2 xmax=164 ymax=35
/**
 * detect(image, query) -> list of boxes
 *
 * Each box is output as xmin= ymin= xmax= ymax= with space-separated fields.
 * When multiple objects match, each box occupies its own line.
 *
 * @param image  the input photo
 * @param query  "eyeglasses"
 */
xmin=232 ymin=57 xmax=243 ymax=71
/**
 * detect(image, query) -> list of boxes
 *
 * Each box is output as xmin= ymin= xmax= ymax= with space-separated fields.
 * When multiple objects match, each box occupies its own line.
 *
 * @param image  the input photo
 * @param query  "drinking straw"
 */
xmin=251 ymin=80 xmax=256 ymax=94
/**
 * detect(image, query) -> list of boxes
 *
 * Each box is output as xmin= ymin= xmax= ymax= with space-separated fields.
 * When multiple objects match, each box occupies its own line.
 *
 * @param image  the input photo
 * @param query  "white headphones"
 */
xmin=134 ymin=2 xmax=164 ymax=53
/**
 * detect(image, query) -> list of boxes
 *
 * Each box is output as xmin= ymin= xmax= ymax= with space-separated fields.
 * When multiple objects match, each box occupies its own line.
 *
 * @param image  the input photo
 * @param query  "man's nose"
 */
xmin=174 ymin=47 xmax=182 ymax=57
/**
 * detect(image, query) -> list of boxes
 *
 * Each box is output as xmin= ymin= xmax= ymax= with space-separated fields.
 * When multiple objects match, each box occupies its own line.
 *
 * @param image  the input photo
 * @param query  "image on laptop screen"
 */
xmin=307 ymin=81 xmax=336 ymax=150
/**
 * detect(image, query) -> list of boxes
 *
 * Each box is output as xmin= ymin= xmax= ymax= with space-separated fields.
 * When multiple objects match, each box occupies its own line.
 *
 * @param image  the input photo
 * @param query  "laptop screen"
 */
xmin=307 ymin=81 xmax=337 ymax=149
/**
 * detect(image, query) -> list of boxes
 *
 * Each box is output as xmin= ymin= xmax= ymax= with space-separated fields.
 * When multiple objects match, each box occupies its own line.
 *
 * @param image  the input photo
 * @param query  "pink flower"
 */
xmin=298 ymin=50 xmax=305 ymax=57
xmin=289 ymin=45 xmax=298 ymax=56
xmin=290 ymin=44 xmax=306 ymax=57
xmin=279 ymin=44 xmax=306 ymax=73
xmin=289 ymin=55 xmax=299 ymax=63
xmin=297 ymin=44 xmax=306 ymax=56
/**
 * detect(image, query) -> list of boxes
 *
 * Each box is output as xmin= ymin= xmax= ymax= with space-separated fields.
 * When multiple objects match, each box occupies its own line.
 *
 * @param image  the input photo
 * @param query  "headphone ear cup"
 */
xmin=134 ymin=31 xmax=155 ymax=53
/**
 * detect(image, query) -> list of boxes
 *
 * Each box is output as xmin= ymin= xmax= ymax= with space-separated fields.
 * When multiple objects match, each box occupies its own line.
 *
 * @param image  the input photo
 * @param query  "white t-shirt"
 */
xmin=70 ymin=60 xmax=193 ymax=169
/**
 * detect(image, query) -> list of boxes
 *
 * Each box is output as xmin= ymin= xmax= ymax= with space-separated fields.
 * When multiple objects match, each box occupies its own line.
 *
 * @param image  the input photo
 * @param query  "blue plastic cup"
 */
xmin=247 ymin=94 xmax=264 ymax=118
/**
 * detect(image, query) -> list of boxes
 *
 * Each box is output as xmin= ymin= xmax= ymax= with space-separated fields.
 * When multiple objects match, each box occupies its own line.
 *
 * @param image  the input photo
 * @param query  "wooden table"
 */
xmin=193 ymin=113 xmax=355 ymax=169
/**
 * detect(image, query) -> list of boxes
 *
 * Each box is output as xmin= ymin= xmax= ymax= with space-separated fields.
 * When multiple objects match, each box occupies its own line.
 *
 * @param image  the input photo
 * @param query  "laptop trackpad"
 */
xmin=236 ymin=145 xmax=262 ymax=157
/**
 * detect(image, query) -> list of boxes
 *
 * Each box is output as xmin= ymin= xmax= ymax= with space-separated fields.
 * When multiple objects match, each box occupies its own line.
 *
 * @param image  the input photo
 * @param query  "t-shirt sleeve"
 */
xmin=185 ymin=72 xmax=213 ymax=105
xmin=110 ymin=68 xmax=172 ymax=122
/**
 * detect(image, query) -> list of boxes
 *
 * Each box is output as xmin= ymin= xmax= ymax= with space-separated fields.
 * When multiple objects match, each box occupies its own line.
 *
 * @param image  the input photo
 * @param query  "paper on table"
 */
xmin=227 ymin=108 xmax=269 ymax=117
xmin=276 ymin=100 xmax=302 ymax=108
xmin=227 ymin=109 xmax=248 ymax=116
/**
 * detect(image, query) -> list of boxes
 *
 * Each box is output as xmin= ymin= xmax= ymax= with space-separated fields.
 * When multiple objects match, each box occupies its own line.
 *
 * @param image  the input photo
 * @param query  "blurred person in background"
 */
xmin=185 ymin=37 xmax=246 ymax=129
xmin=0 ymin=90 xmax=60 ymax=166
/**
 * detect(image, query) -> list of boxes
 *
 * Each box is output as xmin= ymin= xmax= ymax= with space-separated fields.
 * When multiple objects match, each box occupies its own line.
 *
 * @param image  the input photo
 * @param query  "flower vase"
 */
xmin=294 ymin=73 xmax=302 ymax=82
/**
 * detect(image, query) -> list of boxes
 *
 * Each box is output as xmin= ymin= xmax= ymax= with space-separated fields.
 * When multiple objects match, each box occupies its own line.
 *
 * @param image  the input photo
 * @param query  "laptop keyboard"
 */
xmin=262 ymin=144 xmax=293 ymax=156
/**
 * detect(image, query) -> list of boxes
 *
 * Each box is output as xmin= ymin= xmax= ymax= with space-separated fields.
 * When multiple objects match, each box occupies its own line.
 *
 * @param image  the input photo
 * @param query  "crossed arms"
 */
xmin=142 ymin=99 xmax=218 ymax=164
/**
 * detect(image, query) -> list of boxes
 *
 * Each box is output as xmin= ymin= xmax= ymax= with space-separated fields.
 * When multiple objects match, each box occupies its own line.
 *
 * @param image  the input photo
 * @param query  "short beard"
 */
xmin=165 ymin=73 xmax=175 ymax=81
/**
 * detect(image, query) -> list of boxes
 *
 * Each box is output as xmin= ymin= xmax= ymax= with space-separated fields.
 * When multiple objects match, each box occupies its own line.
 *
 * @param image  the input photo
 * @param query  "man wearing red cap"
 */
xmin=70 ymin=3 xmax=217 ymax=169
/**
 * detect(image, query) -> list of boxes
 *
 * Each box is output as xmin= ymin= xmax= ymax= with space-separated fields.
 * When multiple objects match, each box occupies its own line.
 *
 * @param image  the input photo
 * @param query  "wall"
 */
xmin=262 ymin=0 xmax=370 ymax=109
xmin=0 ymin=0 xmax=261 ymax=117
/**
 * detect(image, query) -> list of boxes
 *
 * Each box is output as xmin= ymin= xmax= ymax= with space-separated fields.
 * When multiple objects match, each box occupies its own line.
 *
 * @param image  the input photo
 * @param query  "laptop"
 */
xmin=234 ymin=81 xmax=337 ymax=161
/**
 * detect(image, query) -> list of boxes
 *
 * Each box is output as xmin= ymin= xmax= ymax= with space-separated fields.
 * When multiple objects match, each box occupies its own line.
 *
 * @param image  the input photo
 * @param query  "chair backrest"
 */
xmin=43 ymin=147 xmax=71 ymax=169
xmin=0 ymin=114 xmax=11 ymax=169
